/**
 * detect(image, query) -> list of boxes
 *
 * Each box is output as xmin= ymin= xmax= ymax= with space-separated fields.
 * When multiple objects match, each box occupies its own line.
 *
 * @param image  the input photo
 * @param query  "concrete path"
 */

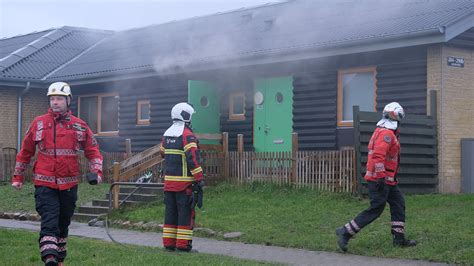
xmin=0 ymin=218 xmax=446 ymax=266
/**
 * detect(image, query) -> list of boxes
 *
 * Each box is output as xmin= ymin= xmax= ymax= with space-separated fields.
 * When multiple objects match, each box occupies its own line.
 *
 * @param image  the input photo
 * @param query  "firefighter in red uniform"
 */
xmin=336 ymin=102 xmax=416 ymax=252
xmin=160 ymin=102 xmax=204 ymax=252
xmin=12 ymin=82 xmax=103 ymax=266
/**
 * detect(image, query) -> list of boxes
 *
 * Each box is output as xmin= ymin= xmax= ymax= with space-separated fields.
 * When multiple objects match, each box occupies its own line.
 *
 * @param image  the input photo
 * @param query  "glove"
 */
xmin=376 ymin=178 xmax=386 ymax=191
xmin=12 ymin=182 xmax=23 ymax=190
xmin=191 ymin=180 xmax=204 ymax=209
xmin=87 ymin=173 xmax=102 ymax=185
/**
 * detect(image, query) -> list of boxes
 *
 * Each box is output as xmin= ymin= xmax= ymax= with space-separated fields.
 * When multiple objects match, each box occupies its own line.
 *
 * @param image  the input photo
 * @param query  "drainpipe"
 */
xmin=17 ymin=82 xmax=31 ymax=151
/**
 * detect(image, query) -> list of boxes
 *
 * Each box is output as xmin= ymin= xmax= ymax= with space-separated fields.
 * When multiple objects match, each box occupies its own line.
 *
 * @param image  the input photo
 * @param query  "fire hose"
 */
xmin=103 ymin=181 xmax=164 ymax=247
xmin=87 ymin=171 xmax=164 ymax=247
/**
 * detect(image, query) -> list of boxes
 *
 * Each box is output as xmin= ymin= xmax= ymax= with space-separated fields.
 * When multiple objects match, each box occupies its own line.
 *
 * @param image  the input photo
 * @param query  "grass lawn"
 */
xmin=0 ymin=182 xmax=109 ymax=212
xmin=0 ymin=228 xmax=270 ymax=265
xmin=2 ymin=181 xmax=473 ymax=264
xmin=110 ymin=183 xmax=474 ymax=264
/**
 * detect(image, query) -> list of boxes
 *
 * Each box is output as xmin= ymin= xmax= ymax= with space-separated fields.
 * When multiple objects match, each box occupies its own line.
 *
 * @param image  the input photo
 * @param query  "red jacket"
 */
xmin=12 ymin=109 xmax=103 ymax=190
xmin=160 ymin=126 xmax=203 ymax=192
xmin=364 ymin=127 xmax=400 ymax=186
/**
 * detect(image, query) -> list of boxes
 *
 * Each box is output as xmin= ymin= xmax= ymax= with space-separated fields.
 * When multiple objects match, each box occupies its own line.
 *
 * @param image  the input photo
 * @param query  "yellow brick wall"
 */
xmin=0 ymin=87 xmax=19 ymax=149
xmin=0 ymin=86 xmax=48 ymax=150
xmin=428 ymin=45 xmax=474 ymax=193
xmin=21 ymin=89 xmax=49 ymax=143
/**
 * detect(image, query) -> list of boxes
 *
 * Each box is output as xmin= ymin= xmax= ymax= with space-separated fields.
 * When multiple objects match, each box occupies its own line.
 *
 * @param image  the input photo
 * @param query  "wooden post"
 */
xmin=223 ymin=132 xmax=229 ymax=180
xmin=291 ymin=132 xmax=298 ymax=185
xmin=112 ymin=162 xmax=120 ymax=209
xmin=353 ymin=105 xmax=363 ymax=195
xmin=237 ymin=134 xmax=244 ymax=184
xmin=125 ymin=138 xmax=132 ymax=158
xmin=237 ymin=134 xmax=244 ymax=154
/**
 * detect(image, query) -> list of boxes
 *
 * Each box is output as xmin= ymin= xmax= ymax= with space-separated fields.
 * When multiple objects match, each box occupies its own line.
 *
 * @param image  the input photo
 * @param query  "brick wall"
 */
xmin=0 ymin=87 xmax=48 ymax=149
xmin=20 ymin=89 xmax=49 ymax=144
xmin=428 ymin=44 xmax=474 ymax=193
xmin=0 ymin=87 xmax=19 ymax=149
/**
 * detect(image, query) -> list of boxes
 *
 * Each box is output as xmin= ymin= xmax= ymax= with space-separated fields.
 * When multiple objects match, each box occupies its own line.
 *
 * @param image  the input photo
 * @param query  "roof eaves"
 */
xmin=442 ymin=8 xmax=474 ymax=41
xmin=53 ymin=68 xmax=157 ymax=86
xmin=0 ymin=77 xmax=45 ymax=88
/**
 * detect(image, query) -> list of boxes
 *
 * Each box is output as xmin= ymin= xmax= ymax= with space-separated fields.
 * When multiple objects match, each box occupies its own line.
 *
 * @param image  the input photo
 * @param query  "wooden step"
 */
xmin=105 ymin=193 xmax=160 ymax=203
xmin=92 ymin=199 xmax=141 ymax=207
xmin=78 ymin=205 xmax=109 ymax=215
xmin=72 ymin=212 xmax=101 ymax=223
xmin=119 ymin=186 xmax=163 ymax=195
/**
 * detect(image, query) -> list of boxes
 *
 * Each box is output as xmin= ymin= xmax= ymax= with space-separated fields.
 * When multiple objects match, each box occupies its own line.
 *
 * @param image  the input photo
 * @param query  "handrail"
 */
xmin=120 ymin=144 xmax=162 ymax=169
xmin=108 ymin=182 xmax=164 ymax=210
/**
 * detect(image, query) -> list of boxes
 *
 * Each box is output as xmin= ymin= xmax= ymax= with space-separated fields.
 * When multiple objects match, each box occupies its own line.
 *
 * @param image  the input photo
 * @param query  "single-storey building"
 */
xmin=1 ymin=0 xmax=473 ymax=193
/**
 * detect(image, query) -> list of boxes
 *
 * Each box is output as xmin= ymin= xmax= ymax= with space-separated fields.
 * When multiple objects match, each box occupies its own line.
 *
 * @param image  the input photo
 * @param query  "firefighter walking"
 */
xmin=12 ymin=82 xmax=103 ymax=266
xmin=336 ymin=102 xmax=416 ymax=252
xmin=160 ymin=102 xmax=204 ymax=252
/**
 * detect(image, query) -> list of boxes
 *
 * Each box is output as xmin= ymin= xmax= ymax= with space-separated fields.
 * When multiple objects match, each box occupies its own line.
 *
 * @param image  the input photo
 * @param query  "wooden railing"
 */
xmin=111 ymin=144 xmax=164 ymax=209
xmin=109 ymin=133 xmax=229 ymax=209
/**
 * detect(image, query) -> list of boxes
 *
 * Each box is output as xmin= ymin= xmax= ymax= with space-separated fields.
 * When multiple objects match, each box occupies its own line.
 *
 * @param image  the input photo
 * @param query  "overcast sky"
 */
xmin=0 ymin=0 xmax=282 ymax=38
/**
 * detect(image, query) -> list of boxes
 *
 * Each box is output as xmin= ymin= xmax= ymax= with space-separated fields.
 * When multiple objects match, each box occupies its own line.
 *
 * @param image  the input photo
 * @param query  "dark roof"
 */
xmin=0 ymin=26 xmax=112 ymax=82
xmin=0 ymin=29 xmax=54 ymax=59
xmin=2 ymin=0 xmax=473 ymax=84
xmin=48 ymin=0 xmax=474 ymax=82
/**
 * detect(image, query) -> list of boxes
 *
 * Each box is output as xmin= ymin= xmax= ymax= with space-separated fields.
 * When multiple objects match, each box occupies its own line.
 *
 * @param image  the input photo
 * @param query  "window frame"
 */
xmin=337 ymin=66 xmax=377 ymax=127
xmin=228 ymin=92 xmax=246 ymax=121
xmin=136 ymin=100 xmax=151 ymax=125
xmin=77 ymin=93 xmax=119 ymax=136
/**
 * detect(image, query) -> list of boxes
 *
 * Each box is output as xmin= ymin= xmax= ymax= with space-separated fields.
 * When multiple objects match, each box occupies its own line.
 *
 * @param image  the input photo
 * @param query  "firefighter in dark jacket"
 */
xmin=12 ymin=82 xmax=103 ymax=266
xmin=160 ymin=102 xmax=204 ymax=252
xmin=336 ymin=102 xmax=416 ymax=252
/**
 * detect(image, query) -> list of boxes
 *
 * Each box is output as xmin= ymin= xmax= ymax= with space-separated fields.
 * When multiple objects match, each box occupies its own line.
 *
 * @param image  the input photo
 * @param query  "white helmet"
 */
xmin=383 ymin=102 xmax=405 ymax=122
xmin=47 ymin=82 xmax=72 ymax=99
xmin=171 ymin=102 xmax=195 ymax=122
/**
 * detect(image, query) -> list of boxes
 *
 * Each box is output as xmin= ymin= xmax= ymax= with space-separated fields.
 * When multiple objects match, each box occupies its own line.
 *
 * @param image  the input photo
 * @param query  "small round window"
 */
xmin=200 ymin=96 xmax=209 ymax=107
xmin=275 ymin=92 xmax=284 ymax=103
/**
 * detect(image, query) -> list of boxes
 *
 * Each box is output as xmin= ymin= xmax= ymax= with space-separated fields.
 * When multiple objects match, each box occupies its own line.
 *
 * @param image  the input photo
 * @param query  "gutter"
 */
xmin=17 ymin=82 xmax=31 ymax=151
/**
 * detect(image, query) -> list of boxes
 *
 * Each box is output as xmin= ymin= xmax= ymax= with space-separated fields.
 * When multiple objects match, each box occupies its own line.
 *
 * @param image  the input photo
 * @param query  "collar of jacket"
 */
xmin=48 ymin=108 xmax=72 ymax=122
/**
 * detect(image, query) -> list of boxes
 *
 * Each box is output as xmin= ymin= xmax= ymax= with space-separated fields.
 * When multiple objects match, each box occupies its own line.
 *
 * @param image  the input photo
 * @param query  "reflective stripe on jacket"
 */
xmin=161 ymin=126 xmax=203 ymax=192
xmin=13 ymin=109 xmax=103 ymax=190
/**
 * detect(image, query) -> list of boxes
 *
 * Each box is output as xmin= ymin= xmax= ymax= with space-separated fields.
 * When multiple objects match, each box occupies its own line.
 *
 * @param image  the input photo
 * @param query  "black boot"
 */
xmin=336 ymin=227 xmax=352 ymax=252
xmin=44 ymin=255 xmax=58 ymax=266
xmin=392 ymin=232 xmax=417 ymax=247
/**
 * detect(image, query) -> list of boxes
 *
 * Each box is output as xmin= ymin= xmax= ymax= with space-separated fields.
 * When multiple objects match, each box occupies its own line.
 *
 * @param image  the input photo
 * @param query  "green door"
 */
xmin=254 ymin=76 xmax=293 ymax=152
xmin=188 ymin=80 xmax=220 ymax=145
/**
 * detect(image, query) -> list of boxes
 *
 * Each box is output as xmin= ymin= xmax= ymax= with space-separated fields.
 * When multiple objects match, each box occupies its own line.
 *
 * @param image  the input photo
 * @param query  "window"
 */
xmin=229 ymin=92 xmax=245 ymax=121
xmin=79 ymin=96 xmax=98 ymax=133
xmin=78 ymin=93 xmax=119 ymax=135
xmin=137 ymin=100 xmax=150 ymax=125
xmin=200 ymin=96 xmax=209 ymax=107
xmin=337 ymin=67 xmax=377 ymax=127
